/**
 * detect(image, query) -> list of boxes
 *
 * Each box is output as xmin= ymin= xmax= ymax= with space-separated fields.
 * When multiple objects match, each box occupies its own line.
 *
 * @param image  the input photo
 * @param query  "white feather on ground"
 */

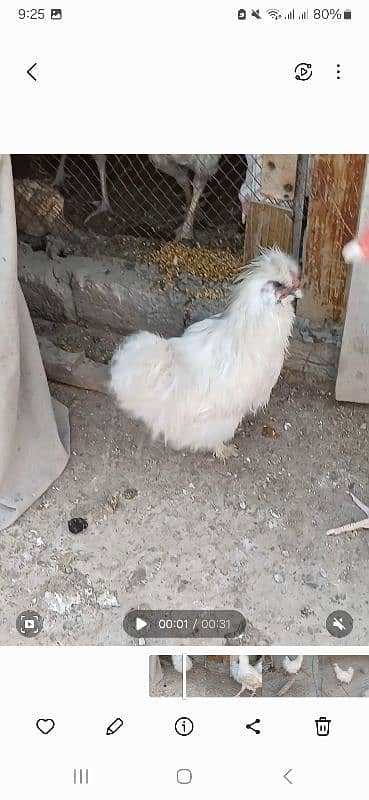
xmin=230 ymin=655 xmax=263 ymax=697
xmin=282 ymin=655 xmax=304 ymax=675
xmin=110 ymin=248 xmax=301 ymax=458
xmin=333 ymin=663 xmax=354 ymax=684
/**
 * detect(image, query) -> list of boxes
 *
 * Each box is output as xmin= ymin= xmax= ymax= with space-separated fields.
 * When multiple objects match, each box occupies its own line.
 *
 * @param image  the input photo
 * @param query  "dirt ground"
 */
xmin=1 ymin=374 xmax=369 ymax=647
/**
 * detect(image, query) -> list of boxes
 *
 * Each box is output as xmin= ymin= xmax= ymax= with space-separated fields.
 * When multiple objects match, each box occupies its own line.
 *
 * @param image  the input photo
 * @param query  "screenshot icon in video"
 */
xmin=16 ymin=610 xmax=43 ymax=637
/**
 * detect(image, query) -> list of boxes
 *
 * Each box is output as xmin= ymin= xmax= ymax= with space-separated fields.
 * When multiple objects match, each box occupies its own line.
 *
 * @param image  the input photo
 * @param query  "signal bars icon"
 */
xmin=285 ymin=8 xmax=309 ymax=19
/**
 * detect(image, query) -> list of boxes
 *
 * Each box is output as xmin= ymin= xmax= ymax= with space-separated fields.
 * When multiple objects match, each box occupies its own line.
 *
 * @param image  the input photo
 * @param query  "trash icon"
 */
xmin=315 ymin=716 xmax=331 ymax=736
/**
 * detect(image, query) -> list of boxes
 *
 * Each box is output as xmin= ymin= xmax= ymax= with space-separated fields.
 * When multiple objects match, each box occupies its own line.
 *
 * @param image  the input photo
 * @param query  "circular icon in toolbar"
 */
xmin=326 ymin=610 xmax=353 ymax=638
xmin=295 ymin=62 xmax=313 ymax=81
xmin=175 ymin=717 xmax=194 ymax=736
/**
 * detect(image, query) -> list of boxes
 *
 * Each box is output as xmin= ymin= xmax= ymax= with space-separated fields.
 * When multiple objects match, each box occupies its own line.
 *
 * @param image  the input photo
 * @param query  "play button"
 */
xmin=123 ymin=610 xmax=151 ymax=637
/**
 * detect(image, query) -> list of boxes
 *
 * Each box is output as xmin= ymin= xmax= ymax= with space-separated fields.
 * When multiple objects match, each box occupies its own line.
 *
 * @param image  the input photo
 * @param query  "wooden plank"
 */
xmin=244 ymin=201 xmax=293 ymax=263
xmin=261 ymin=155 xmax=298 ymax=202
xmin=335 ymin=158 xmax=369 ymax=403
xmin=299 ymin=154 xmax=366 ymax=323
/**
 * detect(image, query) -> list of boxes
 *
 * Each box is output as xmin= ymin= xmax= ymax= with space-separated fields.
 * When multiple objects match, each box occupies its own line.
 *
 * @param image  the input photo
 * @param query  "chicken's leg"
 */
xmin=149 ymin=155 xmax=192 ymax=208
xmin=176 ymin=171 xmax=208 ymax=243
xmin=53 ymin=155 xmax=68 ymax=188
xmin=84 ymin=155 xmax=112 ymax=223
xmin=213 ymin=443 xmax=238 ymax=461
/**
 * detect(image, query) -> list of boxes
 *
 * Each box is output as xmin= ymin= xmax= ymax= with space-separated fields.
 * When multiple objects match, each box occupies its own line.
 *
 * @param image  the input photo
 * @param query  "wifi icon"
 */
xmin=267 ymin=8 xmax=282 ymax=18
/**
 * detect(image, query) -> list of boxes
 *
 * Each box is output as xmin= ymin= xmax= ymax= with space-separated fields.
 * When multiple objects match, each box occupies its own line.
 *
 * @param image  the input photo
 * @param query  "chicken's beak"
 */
xmin=290 ymin=271 xmax=302 ymax=298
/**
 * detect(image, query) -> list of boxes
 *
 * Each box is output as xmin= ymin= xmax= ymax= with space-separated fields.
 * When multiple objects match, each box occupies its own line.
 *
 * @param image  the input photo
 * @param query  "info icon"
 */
xmin=326 ymin=610 xmax=353 ymax=638
xmin=16 ymin=610 xmax=43 ymax=638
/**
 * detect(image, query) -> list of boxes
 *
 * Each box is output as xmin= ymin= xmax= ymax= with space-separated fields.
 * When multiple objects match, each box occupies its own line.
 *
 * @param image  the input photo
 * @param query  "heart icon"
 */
xmin=36 ymin=718 xmax=55 ymax=734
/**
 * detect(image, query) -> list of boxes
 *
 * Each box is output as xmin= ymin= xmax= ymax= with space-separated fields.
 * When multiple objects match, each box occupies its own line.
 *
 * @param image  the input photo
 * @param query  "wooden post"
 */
xmin=299 ymin=154 xmax=366 ymax=323
xmin=243 ymin=155 xmax=297 ymax=263
xmin=335 ymin=157 xmax=369 ymax=403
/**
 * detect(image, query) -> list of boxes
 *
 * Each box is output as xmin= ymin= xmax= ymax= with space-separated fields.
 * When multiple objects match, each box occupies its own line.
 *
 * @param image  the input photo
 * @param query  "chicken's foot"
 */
xmin=213 ymin=443 xmax=238 ymax=461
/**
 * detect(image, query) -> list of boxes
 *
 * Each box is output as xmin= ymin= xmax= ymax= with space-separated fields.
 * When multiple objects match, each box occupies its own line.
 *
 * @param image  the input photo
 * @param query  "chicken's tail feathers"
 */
xmin=110 ymin=331 xmax=173 ymax=415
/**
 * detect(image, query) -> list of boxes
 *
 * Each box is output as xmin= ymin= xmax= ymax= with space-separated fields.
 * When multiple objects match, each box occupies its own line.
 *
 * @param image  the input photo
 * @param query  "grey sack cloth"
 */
xmin=0 ymin=155 xmax=70 ymax=530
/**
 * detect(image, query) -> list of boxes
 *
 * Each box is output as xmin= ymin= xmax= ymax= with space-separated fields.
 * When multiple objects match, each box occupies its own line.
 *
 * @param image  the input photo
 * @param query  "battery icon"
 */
xmin=343 ymin=9 xmax=352 ymax=19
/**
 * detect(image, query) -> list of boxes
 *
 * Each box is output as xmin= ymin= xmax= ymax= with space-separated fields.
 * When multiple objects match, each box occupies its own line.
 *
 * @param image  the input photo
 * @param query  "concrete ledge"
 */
xmin=38 ymin=336 xmax=110 ymax=394
xmin=20 ymin=246 xmax=339 ymax=388
xmin=19 ymin=245 xmax=225 ymax=337
xmin=19 ymin=245 xmax=77 ymax=322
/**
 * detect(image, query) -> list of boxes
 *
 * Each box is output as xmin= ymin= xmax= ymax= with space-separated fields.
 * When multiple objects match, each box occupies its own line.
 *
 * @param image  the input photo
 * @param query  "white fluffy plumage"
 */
xmin=171 ymin=655 xmax=193 ymax=673
xmin=333 ymin=663 xmax=354 ymax=684
xmin=282 ymin=655 xmax=303 ymax=675
xmin=110 ymin=248 xmax=301 ymax=457
xmin=230 ymin=655 xmax=263 ymax=697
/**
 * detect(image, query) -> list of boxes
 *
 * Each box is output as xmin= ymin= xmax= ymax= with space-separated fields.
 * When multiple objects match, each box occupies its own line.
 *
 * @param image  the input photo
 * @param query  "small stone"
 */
xmin=68 ymin=517 xmax=88 ymax=534
xmin=239 ymin=501 xmax=247 ymax=510
xmin=360 ymin=423 xmax=367 ymax=431
xmin=282 ymin=550 xmax=290 ymax=558
xmin=96 ymin=591 xmax=119 ymax=609
xmin=123 ymin=488 xmax=138 ymax=500
xmin=320 ymin=567 xmax=328 ymax=578
xmin=274 ymin=573 xmax=284 ymax=583
xmin=284 ymin=422 xmax=292 ymax=431
xmin=108 ymin=495 xmax=119 ymax=511
xmin=262 ymin=425 xmax=278 ymax=439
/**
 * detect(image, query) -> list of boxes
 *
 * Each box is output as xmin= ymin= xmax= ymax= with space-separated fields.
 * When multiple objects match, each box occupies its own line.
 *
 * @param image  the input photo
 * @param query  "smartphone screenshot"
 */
xmin=0 ymin=1 xmax=368 ymax=796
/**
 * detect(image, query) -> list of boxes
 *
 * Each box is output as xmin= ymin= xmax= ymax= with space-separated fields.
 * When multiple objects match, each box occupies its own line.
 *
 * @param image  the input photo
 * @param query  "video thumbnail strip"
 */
xmin=150 ymin=654 xmax=369 ymax=698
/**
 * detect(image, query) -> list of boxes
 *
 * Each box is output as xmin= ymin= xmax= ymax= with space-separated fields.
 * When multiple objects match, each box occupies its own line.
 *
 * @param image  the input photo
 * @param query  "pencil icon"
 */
xmin=106 ymin=717 xmax=124 ymax=735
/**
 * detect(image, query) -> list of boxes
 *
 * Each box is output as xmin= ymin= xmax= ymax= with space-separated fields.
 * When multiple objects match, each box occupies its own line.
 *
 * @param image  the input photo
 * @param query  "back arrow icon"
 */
xmin=27 ymin=63 xmax=37 ymax=81
xmin=284 ymin=769 xmax=293 ymax=784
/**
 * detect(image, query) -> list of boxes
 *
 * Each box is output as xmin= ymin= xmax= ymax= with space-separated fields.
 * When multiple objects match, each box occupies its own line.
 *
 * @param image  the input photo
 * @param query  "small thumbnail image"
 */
xmin=318 ymin=655 xmax=369 ymax=697
xmin=262 ymin=655 xmax=318 ymax=697
xmin=262 ymin=655 xmax=369 ymax=697
xmin=149 ymin=655 xmax=184 ymax=697
xmin=149 ymin=655 xmax=263 ymax=697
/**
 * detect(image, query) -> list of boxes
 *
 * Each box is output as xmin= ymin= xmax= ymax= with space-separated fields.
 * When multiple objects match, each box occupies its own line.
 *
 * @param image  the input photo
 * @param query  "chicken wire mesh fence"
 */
xmin=14 ymin=154 xmax=295 ymax=250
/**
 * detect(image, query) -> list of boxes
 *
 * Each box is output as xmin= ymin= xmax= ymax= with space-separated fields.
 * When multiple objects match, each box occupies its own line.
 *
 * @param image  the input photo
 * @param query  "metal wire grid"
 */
xmin=25 ymin=154 xmax=293 ymax=242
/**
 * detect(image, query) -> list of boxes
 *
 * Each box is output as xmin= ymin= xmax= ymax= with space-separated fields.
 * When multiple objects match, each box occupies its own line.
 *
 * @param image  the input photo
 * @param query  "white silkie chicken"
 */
xmin=230 ymin=656 xmax=263 ymax=697
xmin=110 ymin=247 xmax=302 ymax=459
xmin=283 ymin=655 xmax=304 ymax=675
xmin=171 ymin=655 xmax=193 ymax=673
